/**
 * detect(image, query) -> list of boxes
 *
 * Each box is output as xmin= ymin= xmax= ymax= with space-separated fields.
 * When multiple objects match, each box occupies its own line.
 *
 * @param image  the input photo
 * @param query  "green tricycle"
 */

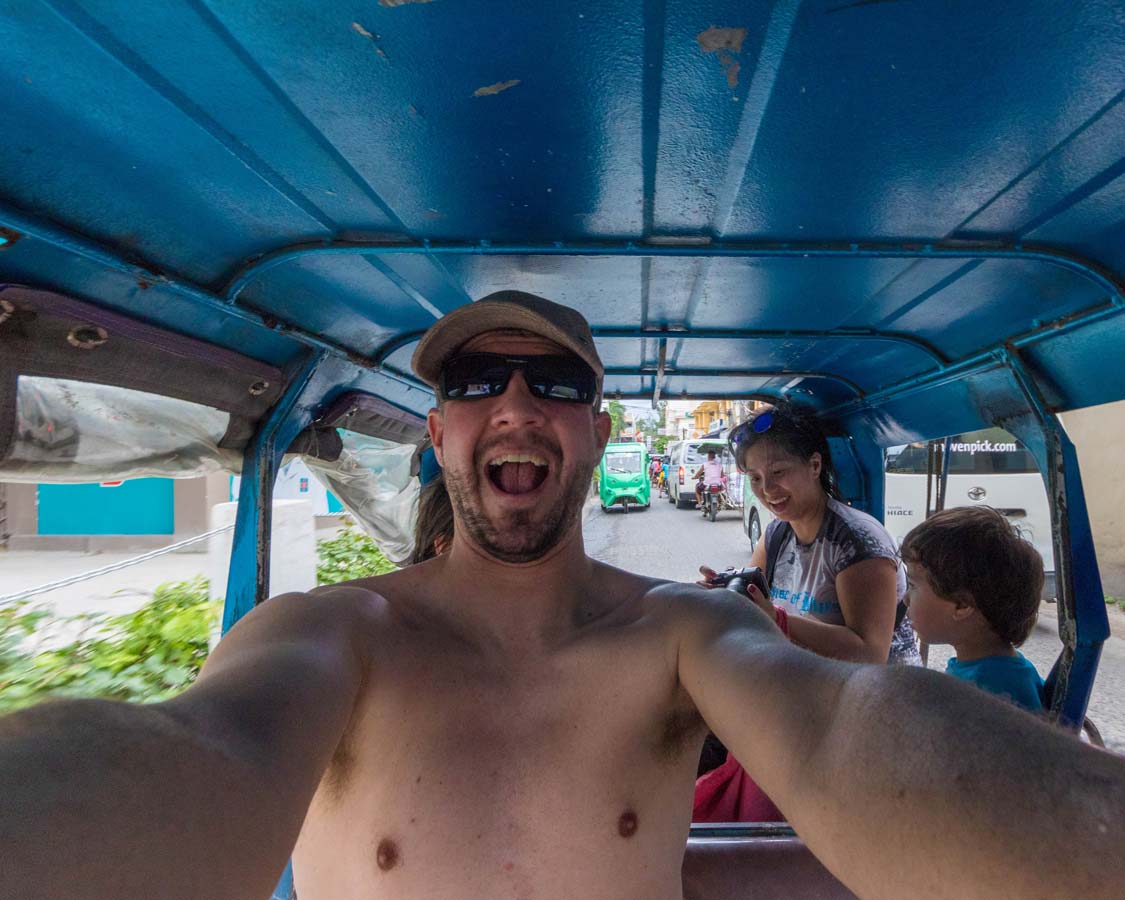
xmin=597 ymin=442 xmax=651 ymax=514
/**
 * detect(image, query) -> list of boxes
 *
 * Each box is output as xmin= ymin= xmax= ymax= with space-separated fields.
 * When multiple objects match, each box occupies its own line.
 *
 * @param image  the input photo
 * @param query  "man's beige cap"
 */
xmin=411 ymin=290 xmax=605 ymax=389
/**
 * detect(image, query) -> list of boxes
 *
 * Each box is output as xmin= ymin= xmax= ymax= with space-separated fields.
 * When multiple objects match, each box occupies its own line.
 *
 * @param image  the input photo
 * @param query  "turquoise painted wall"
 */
xmin=38 ymin=479 xmax=175 ymax=535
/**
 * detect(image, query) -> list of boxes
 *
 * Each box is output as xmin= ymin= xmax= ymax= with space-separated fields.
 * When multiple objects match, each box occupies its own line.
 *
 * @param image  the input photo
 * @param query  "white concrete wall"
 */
xmin=208 ymin=499 xmax=317 ymax=603
xmin=1062 ymin=399 xmax=1125 ymax=597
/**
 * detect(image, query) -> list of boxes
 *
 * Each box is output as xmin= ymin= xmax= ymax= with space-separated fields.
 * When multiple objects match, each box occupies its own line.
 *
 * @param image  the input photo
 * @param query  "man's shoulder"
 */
xmin=237 ymin=574 xmax=406 ymax=648
xmin=638 ymin=575 xmax=764 ymax=636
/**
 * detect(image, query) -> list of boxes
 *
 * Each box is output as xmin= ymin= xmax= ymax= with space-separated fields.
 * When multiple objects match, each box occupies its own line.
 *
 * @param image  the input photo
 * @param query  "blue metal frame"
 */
xmin=220 ymin=352 xmax=329 ymax=900
xmin=373 ymin=325 xmax=948 ymax=367
xmin=221 ymin=351 xmax=327 ymax=634
xmin=1001 ymin=350 xmax=1109 ymax=727
xmin=825 ymin=291 xmax=1123 ymax=419
xmin=0 ymin=201 xmax=418 ymax=393
xmin=5 ymin=196 xmax=1123 ymax=424
xmin=222 ymin=238 xmax=1125 ymax=305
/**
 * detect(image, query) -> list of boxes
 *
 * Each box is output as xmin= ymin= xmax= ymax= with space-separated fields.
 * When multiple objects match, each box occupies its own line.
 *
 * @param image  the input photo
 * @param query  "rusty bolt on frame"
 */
xmin=67 ymin=325 xmax=108 ymax=349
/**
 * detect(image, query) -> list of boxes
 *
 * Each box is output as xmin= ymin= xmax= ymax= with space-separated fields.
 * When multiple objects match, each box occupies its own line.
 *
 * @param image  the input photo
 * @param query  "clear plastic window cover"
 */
xmin=1 ymin=375 xmax=238 ymax=482
xmin=305 ymin=430 xmax=419 ymax=566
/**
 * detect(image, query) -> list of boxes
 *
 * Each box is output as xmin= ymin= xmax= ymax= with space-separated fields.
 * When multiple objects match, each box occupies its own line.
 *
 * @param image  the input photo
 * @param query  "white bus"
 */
xmin=884 ymin=428 xmax=1055 ymax=594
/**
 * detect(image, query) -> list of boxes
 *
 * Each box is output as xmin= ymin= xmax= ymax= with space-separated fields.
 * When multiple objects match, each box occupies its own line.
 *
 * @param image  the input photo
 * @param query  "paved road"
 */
xmin=584 ymin=492 xmax=1125 ymax=753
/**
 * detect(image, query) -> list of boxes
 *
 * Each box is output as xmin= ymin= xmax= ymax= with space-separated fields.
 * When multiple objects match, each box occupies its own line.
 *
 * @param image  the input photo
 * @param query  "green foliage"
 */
xmin=653 ymin=434 xmax=670 ymax=453
xmin=1106 ymin=595 xmax=1120 ymax=605
xmin=606 ymin=399 xmax=627 ymax=441
xmin=0 ymin=530 xmax=398 ymax=714
xmin=0 ymin=577 xmax=217 ymax=713
xmin=316 ymin=525 xmax=398 ymax=586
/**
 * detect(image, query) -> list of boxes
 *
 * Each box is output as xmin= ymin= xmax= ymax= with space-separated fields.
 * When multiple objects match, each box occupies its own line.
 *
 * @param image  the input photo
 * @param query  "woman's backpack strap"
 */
xmin=764 ymin=521 xmax=792 ymax=588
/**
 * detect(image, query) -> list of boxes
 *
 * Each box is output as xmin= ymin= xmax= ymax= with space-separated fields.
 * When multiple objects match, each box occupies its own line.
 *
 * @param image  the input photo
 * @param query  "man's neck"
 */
xmin=435 ymin=528 xmax=602 ymax=652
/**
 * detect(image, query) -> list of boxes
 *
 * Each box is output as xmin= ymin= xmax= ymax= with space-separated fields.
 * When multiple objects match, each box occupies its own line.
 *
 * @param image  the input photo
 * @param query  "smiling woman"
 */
xmin=724 ymin=403 xmax=918 ymax=667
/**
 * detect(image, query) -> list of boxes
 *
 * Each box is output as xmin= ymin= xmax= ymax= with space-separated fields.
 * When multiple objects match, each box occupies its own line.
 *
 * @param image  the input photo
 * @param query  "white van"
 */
xmin=884 ymin=427 xmax=1055 ymax=590
xmin=668 ymin=440 xmax=740 ymax=511
xmin=667 ymin=440 xmax=705 ymax=509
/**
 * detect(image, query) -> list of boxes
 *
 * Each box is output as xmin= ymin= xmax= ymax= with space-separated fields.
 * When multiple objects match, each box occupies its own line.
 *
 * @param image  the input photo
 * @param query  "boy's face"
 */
xmin=903 ymin=561 xmax=969 ymax=645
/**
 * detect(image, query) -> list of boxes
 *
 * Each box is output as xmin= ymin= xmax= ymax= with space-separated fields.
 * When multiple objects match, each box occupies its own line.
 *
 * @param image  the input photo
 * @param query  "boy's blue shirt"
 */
xmin=945 ymin=652 xmax=1044 ymax=713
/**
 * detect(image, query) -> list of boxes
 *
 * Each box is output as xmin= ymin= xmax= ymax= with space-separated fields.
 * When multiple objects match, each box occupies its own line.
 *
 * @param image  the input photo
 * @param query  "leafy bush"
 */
xmin=316 ymin=525 xmax=398 ymax=585
xmin=0 ymin=577 xmax=216 ymax=714
xmin=0 ymin=529 xmax=399 ymax=713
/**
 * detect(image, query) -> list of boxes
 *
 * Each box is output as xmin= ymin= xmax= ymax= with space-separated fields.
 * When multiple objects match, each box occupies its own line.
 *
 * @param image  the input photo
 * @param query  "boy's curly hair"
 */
xmin=900 ymin=506 xmax=1044 ymax=646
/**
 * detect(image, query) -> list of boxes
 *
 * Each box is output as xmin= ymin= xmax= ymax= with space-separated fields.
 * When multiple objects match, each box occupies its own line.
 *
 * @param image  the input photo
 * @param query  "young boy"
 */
xmin=900 ymin=506 xmax=1045 ymax=713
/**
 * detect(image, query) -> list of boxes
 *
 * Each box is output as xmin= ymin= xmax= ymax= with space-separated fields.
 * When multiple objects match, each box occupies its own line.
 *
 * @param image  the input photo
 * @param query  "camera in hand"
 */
xmin=710 ymin=566 xmax=769 ymax=598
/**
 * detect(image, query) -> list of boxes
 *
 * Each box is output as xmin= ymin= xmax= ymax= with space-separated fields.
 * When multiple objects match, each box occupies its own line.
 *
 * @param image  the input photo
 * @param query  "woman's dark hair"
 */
xmin=411 ymin=471 xmax=454 ymax=564
xmin=729 ymin=403 xmax=843 ymax=500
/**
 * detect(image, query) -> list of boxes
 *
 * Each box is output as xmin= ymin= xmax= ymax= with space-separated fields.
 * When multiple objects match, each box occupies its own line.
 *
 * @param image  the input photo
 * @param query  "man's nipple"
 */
xmin=617 ymin=809 xmax=639 ymax=838
xmin=376 ymin=837 xmax=401 ymax=872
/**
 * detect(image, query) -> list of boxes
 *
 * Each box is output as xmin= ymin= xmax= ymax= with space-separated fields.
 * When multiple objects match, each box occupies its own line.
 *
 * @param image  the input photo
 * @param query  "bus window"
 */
xmin=883 ymin=428 xmax=1055 ymax=594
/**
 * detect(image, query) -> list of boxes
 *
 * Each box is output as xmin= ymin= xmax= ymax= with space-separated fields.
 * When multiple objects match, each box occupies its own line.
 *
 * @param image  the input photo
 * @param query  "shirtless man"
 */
xmin=2 ymin=291 xmax=1123 ymax=900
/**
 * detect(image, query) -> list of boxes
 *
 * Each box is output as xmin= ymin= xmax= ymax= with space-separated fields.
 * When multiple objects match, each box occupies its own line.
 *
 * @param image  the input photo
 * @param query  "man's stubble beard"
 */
xmin=444 ymin=455 xmax=595 ymax=564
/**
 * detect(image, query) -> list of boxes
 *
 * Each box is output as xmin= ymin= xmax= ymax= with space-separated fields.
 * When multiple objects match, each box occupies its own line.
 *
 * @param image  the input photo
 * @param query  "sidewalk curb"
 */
xmin=1037 ymin=599 xmax=1122 ymax=642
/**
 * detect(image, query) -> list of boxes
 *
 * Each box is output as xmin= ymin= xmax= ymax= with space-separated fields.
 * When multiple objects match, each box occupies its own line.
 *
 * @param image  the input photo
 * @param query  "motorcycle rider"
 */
xmin=693 ymin=448 xmax=725 ymax=512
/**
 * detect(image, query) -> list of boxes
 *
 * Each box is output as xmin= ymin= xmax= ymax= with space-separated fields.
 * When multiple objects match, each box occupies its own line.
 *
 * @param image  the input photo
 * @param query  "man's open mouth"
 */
xmin=487 ymin=453 xmax=550 ymax=495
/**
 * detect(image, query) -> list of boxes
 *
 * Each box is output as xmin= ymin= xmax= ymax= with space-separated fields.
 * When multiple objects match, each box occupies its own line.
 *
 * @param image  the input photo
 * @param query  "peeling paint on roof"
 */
xmin=696 ymin=26 xmax=747 ymax=88
xmin=378 ymin=0 xmax=435 ymax=6
xmin=472 ymin=79 xmax=521 ymax=98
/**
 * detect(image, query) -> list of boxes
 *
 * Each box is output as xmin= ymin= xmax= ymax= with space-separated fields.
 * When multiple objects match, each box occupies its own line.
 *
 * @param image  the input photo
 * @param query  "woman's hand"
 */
xmin=745 ymin=582 xmax=775 ymax=617
xmin=696 ymin=565 xmax=720 ymax=589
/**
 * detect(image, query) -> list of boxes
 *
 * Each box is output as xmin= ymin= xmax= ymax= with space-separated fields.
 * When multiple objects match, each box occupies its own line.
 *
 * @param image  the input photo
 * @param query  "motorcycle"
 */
xmin=701 ymin=479 xmax=733 ymax=522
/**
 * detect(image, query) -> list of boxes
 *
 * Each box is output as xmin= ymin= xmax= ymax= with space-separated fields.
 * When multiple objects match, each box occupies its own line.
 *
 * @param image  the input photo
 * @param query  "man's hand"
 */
xmin=0 ymin=585 xmax=383 ymax=900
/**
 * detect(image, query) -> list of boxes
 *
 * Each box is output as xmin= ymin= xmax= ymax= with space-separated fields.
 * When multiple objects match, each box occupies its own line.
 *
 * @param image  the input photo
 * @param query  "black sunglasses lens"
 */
xmin=441 ymin=354 xmax=597 ymax=404
xmin=526 ymin=357 xmax=597 ymax=404
xmin=440 ymin=354 xmax=511 ymax=399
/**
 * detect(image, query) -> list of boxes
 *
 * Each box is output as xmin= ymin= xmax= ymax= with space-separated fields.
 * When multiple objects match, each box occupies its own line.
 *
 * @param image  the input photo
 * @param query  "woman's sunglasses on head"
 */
xmin=728 ymin=410 xmax=775 ymax=452
xmin=438 ymin=352 xmax=600 ymax=405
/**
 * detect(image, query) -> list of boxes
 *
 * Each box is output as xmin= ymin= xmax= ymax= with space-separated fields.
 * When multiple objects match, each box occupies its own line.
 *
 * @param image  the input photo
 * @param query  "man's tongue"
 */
xmin=495 ymin=461 xmax=546 ymax=495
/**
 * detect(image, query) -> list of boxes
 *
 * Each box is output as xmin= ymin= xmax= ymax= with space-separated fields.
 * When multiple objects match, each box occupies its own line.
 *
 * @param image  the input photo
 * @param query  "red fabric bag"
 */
xmin=692 ymin=753 xmax=785 ymax=823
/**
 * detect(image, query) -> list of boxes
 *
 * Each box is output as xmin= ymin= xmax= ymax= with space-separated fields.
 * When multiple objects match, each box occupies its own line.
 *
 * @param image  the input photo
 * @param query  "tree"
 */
xmin=607 ymin=399 xmax=627 ymax=441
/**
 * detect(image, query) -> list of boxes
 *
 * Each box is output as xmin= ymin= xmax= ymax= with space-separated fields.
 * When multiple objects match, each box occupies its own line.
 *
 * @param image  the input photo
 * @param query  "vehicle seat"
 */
xmin=683 ymin=830 xmax=856 ymax=899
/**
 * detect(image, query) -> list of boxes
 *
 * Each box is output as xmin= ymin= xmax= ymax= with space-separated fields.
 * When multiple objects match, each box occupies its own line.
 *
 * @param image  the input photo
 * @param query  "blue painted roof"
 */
xmin=1 ymin=0 xmax=1122 ymax=441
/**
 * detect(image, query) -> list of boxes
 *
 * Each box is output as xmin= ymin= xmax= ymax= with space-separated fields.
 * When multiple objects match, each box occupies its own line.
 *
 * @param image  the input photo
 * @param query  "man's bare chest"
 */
xmin=294 ymin=620 xmax=703 ymax=899
xmin=325 ymin=622 xmax=702 ymax=800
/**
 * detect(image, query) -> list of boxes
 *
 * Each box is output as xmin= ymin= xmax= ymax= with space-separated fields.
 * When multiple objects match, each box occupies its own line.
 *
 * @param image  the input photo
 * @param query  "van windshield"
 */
xmin=605 ymin=452 xmax=642 ymax=474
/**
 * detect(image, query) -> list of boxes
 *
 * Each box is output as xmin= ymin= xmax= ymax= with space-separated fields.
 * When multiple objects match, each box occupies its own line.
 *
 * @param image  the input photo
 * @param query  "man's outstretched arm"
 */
xmin=0 ymin=586 xmax=380 ymax=900
xmin=673 ymin=587 xmax=1125 ymax=900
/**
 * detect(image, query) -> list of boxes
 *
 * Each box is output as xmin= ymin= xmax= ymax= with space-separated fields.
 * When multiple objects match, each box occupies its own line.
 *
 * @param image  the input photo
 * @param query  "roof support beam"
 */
xmin=605 ymin=366 xmax=864 ymax=398
xmin=652 ymin=339 xmax=667 ymax=407
xmin=223 ymin=238 xmax=1125 ymax=309
xmin=825 ymin=296 xmax=1125 ymax=419
xmin=0 ymin=201 xmax=419 ymax=398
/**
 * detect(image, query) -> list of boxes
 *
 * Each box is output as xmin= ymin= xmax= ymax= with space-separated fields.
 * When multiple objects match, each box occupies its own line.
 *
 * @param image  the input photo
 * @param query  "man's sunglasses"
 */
xmin=438 ymin=353 xmax=600 ymax=405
